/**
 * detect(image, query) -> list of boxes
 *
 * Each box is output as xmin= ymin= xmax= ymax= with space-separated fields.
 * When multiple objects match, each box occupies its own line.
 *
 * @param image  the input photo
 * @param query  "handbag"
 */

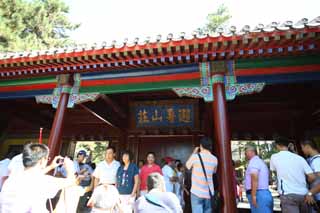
xmin=197 ymin=153 xmax=221 ymax=212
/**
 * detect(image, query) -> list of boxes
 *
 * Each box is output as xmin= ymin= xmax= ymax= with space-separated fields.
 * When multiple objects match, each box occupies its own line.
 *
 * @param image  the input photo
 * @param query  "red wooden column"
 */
xmin=48 ymin=75 xmax=72 ymax=160
xmin=212 ymin=74 xmax=237 ymax=213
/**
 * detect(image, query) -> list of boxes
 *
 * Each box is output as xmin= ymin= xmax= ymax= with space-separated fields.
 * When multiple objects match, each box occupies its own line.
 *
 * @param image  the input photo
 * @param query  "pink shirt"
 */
xmin=245 ymin=155 xmax=269 ymax=191
xmin=139 ymin=164 xmax=162 ymax=191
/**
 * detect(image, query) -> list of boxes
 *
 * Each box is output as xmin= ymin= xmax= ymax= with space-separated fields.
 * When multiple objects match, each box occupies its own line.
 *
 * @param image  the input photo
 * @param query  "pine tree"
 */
xmin=197 ymin=4 xmax=231 ymax=35
xmin=0 ymin=0 xmax=79 ymax=52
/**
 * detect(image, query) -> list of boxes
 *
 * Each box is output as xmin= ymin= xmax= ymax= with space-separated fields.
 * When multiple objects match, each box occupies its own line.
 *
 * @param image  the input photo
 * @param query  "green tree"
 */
xmin=197 ymin=4 xmax=231 ymax=34
xmin=74 ymin=141 xmax=109 ymax=164
xmin=0 ymin=0 xmax=79 ymax=52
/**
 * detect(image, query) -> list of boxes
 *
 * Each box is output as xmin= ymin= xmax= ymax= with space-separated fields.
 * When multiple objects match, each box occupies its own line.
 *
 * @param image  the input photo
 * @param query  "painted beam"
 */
xmin=236 ymin=54 xmax=320 ymax=69
xmin=237 ymin=71 xmax=320 ymax=84
xmin=79 ymin=79 xmax=200 ymax=94
xmin=0 ymin=55 xmax=319 ymax=99
xmin=0 ymin=76 xmax=56 ymax=87
xmin=0 ymin=89 xmax=53 ymax=99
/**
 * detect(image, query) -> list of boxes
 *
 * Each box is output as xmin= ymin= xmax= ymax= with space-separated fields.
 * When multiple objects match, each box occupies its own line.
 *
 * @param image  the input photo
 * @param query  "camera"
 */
xmin=56 ymin=158 xmax=64 ymax=164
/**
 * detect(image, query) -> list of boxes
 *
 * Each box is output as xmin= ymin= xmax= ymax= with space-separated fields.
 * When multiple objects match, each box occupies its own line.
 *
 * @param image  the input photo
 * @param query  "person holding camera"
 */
xmin=0 ymin=143 xmax=77 ymax=213
xmin=186 ymin=137 xmax=218 ymax=213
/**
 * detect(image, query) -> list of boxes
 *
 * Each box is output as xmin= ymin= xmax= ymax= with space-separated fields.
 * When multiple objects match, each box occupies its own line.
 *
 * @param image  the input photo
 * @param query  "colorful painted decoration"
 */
xmin=226 ymin=83 xmax=266 ymax=100
xmin=176 ymin=60 xmax=264 ymax=102
xmin=199 ymin=61 xmax=235 ymax=86
xmin=35 ymin=93 xmax=100 ymax=108
xmin=35 ymin=73 xmax=101 ymax=108
xmin=173 ymin=83 xmax=265 ymax=102
xmin=173 ymin=87 xmax=213 ymax=102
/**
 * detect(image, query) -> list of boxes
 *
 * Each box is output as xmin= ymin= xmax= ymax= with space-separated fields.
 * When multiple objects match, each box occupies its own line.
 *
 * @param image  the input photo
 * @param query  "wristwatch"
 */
xmin=307 ymin=191 xmax=313 ymax=196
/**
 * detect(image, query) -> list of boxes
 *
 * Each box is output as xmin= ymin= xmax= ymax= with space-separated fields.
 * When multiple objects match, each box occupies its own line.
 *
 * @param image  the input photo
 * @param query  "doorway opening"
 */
xmin=73 ymin=140 xmax=109 ymax=164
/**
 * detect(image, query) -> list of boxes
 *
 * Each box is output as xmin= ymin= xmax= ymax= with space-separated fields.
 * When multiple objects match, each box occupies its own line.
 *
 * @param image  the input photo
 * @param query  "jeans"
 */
xmin=190 ymin=193 xmax=212 ymax=213
xmin=247 ymin=189 xmax=273 ymax=213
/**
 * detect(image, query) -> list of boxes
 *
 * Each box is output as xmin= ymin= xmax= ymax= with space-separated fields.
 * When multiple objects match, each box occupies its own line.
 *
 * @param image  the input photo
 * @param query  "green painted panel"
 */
xmin=236 ymin=55 xmax=320 ymax=69
xmin=0 ymin=76 xmax=56 ymax=87
xmin=79 ymin=79 xmax=200 ymax=94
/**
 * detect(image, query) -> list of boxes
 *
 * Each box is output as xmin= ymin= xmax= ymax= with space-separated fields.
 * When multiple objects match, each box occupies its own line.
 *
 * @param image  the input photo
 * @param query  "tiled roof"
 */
xmin=0 ymin=17 xmax=319 ymax=78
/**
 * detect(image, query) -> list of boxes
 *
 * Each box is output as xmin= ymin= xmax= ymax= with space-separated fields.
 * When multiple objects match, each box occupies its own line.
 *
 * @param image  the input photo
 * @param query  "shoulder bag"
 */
xmin=197 ymin=153 xmax=221 ymax=212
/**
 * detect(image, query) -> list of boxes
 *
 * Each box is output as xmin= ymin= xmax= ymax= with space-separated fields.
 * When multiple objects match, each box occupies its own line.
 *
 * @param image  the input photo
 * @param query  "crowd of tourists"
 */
xmin=0 ymin=136 xmax=320 ymax=213
xmin=244 ymin=136 xmax=320 ymax=213
xmin=0 ymin=143 xmax=188 ymax=212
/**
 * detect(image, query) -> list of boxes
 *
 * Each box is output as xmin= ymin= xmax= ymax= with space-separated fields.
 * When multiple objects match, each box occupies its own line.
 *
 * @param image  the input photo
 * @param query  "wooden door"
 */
xmin=137 ymin=136 xmax=195 ymax=164
xmin=135 ymin=136 xmax=194 ymax=213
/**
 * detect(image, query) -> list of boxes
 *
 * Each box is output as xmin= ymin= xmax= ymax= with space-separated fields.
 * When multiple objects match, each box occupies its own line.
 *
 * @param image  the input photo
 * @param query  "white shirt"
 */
xmin=93 ymin=160 xmax=120 ymax=184
xmin=0 ymin=158 xmax=10 ymax=191
xmin=90 ymin=184 xmax=120 ymax=212
xmin=162 ymin=165 xmax=175 ymax=193
xmin=0 ymin=169 xmax=68 ymax=213
xmin=270 ymin=150 xmax=313 ymax=195
xmin=134 ymin=189 xmax=183 ymax=213
xmin=175 ymin=171 xmax=183 ymax=198
xmin=7 ymin=154 xmax=24 ymax=176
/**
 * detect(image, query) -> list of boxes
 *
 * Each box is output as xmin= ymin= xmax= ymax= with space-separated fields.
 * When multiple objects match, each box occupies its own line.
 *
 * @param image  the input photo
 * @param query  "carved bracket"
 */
xmin=173 ymin=83 xmax=266 ymax=102
xmin=35 ymin=73 xmax=100 ymax=108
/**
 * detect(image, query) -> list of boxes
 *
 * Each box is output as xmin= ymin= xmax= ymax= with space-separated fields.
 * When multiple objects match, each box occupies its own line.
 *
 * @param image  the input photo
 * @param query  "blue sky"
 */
xmin=65 ymin=0 xmax=320 ymax=44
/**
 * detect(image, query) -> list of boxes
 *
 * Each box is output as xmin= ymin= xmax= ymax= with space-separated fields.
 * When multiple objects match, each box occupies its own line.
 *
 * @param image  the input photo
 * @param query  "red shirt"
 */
xmin=139 ymin=164 xmax=162 ymax=190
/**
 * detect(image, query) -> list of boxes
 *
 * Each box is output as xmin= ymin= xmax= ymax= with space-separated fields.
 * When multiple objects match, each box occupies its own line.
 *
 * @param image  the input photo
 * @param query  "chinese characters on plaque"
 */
xmin=135 ymin=104 xmax=194 ymax=127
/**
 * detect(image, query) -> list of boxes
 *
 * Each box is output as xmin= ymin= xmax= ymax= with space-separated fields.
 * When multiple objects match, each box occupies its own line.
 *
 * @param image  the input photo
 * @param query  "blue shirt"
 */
xmin=307 ymin=155 xmax=320 ymax=200
xmin=116 ymin=163 xmax=139 ymax=195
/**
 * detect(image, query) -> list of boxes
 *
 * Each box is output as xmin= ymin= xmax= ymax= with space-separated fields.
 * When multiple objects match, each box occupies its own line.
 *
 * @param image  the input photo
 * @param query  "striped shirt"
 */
xmin=188 ymin=152 xmax=217 ymax=199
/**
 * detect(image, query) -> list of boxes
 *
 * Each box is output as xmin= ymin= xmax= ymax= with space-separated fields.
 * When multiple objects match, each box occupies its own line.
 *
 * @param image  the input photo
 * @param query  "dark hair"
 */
xmin=177 ymin=162 xmax=183 ymax=170
xmin=5 ymin=151 xmax=20 ymax=160
xmin=274 ymin=136 xmax=290 ymax=148
xmin=200 ymin=137 xmax=212 ymax=150
xmin=146 ymin=152 xmax=156 ymax=158
xmin=91 ymin=163 xmax=96 ymax=170
xmin=147 ymin=172 xmax=164 ymax=191
xmin=22 ymin=143 xmax=49 ymax=168
xmin=106 ymin=146 xmax=116 ymax=153
xmin=301 ymin=138 xmax=319 ymax=150
xmin=121 ymin=150 xmax=133 ymax=162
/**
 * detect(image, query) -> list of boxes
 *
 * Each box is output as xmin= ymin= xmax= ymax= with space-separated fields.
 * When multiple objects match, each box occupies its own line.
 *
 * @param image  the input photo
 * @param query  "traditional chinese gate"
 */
xmin=0 ymin=18 xmax=319 ymax=213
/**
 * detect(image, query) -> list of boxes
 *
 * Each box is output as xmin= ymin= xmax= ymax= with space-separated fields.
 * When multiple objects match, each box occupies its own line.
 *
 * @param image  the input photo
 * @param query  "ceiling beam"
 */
xmin=0 ymin=103 xmax=53 ymax=129
xmin=100 ymin=94 xmax=127 ymax=119
xmin=79 ymin=103 xmax=122 ymax=131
